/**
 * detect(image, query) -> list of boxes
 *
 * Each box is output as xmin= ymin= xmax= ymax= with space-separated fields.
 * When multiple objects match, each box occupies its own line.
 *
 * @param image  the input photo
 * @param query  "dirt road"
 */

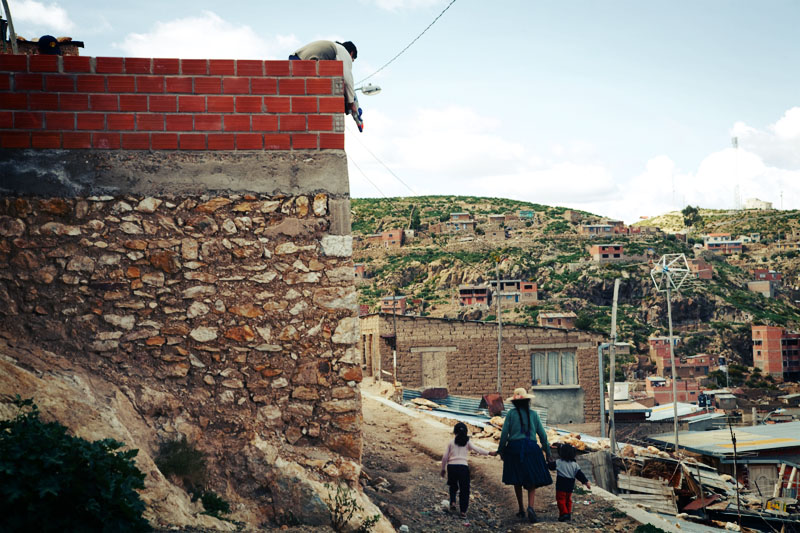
xmin=360 ymin=386 xmax=641 ymax=532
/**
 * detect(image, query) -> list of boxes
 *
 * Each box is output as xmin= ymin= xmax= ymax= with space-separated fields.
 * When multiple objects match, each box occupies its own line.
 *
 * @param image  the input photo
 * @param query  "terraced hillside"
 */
xmin=352 ymin=196 xmax=800 ymax=369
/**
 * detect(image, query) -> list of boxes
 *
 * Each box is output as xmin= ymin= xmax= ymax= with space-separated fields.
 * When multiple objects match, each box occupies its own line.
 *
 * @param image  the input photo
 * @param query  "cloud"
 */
xmin=347 ymin=104 xmax=800 ymax=223
xmin=114 ymin=11 xmax=299 ymax=59
xmin=10 ymin=0 xmax=74 ymax=34
xmin=359 ymin=0 xmax=446 ymax=11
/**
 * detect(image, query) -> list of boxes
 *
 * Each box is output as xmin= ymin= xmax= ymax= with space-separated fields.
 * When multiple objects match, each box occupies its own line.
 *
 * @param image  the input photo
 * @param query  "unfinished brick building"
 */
xmin=0 ymin=53 xmax=389 ymax=530
xmin=359 ymin=314 xmax=602 ymax=425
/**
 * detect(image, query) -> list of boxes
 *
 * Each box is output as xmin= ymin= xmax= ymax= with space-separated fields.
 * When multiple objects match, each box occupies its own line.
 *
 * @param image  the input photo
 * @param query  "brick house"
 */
xmin=649 ymin=336 xmax=680 ymax=369
xmin=747 ymin=280 xmax=776 ymax=298
xmin=380 ymin=295 xmax=407 ymax=315
xmin=688 ymin=258 xmax=713 ymax=280
xmin=354 ymin=263 xmax=366 ymax=278
xmin=645 ymin=377 xmax=702 ymax=405
xmin=537 ymin=312 xmax=577 ymax=330
xmin=358 ymin=314 xmax=603 ymax=424
xmin=487 ymin=214 xmax=506 ymax=226
xmin=656 ymin=353 xmax=716 ymax=379
xmin=520 ymin=281 xmax=539 ymax=303
xmin=753 ymin=325 xmax=800 ymax=381
xmin=458 ymin=285 xmax=491 ymax=307
xmin=487 ymin=228 xmax=508 ymax=241
xmin=752 ymin=268 xmax=782 ymax=282
xmin=588 ymin=243 xmax=625 ymax=263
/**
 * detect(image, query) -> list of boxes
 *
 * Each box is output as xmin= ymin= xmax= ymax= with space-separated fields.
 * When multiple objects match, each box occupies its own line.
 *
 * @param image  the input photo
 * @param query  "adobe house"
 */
xmin=458 ymin=284 xmax=491 ymax=307
xmin=537 ymin=311 xmax=577 ymax=330
xmin=588 ymin=243 xmax=625 ymax=263
xmin=0 ymin=52 xmax=386 ymax=529
xmin=359 ymin=314 xmax=603 ymax=424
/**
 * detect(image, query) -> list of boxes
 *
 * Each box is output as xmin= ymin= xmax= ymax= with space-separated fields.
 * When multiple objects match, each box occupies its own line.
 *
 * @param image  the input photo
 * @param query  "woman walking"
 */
xmin=496 ymin=388 xmax=552 ymax=523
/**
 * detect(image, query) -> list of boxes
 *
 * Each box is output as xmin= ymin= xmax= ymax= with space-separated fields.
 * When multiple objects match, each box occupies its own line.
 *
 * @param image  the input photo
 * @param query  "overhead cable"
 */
xmin=346 ymin=124 xmax=417 ymax=195
xmin=356 ymin=0 xmax=458 ymax=84
xmin=348 ymin=155 xmax=388 ymax=198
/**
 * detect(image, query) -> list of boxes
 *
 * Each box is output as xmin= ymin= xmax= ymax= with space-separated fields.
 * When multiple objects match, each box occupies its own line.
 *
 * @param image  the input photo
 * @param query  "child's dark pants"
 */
xmin=447 ymin=464 xmax=471 ymax=513
xmin=556 ymin=490 xmax=573 ymax=516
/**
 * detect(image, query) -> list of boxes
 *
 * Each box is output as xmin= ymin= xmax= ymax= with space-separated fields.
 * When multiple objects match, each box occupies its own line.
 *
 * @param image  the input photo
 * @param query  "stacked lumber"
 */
xmin=617 ymin=473 xmax=678 ymax=515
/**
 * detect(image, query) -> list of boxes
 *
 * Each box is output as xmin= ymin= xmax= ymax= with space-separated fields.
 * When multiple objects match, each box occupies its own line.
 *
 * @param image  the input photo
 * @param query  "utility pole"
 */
xmin=495 ymin=259 xmax=503 ymax=394
xmin=650 ymin=254 xmax=690 ymax=455
xmin=390 ymin=291 xmax=398 ymax=386
xmin=598 ymin=343 xmax=606 ymax=439
xmin=608 ymin=278 xmax=620 ymax=453
xmin=1 ymin=0 xmax=19 ymax=54
xmin=666 ymin=285 xmax=680 ymax=453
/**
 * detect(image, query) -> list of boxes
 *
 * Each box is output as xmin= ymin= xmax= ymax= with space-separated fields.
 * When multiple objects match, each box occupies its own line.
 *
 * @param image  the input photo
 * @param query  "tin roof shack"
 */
xmin=649 ymin=421 xmax=800 ymax=491
xmin=358 ymin=314 xmax=603 ymax=424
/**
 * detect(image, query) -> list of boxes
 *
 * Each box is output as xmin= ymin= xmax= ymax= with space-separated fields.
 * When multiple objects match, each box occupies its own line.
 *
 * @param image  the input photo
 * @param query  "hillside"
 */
xmin=352 ymin=196 xmax=800 ymax=369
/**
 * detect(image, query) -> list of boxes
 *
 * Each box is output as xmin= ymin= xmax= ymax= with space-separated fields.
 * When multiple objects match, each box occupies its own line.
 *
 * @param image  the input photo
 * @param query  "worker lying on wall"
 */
xmin=289 ymin=40 xmax=363 ymax=131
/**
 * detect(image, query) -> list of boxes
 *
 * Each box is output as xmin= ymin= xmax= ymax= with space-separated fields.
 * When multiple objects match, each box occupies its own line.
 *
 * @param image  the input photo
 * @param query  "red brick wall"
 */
xmin=0 ymin=55 xmax=344 ymax=150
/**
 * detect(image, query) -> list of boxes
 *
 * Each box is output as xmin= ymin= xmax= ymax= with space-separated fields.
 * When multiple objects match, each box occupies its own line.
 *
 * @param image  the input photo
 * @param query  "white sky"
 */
xmin=7 ymin=0 xmax=800 ymax=222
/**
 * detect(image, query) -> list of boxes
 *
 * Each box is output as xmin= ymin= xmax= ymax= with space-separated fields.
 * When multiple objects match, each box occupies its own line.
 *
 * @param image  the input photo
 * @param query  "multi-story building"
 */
xmin=744 ymin=198 xmax=773 ymax=210
xmin=645 ymin=376 xmax=702 ymax=405
xmin=380 ymin=295 xmax=407 ymax=315
xmin=487 ymin=280 xmax=538 ymax=304
xmin=579 ymin=224 xmax=614 ymax=236
xmin=487 ymin=214 xmax=506 ymax=226
xmin=752 ymin=268 xmax=782 ymax=282
xmin=458 ymin=285 xmax=491 ymax=307
xmin=753 ymin=325 xmax=800 ymax=381
xmin=365 ymin=229 xmax=404 ymax=248
xmin=520 ymin=281 xmax=539 ymax=304
xmin=649 ymin=336 xmax=680 ymax=368
xmin=537 ymin=312 xmax=577 ymax=329
xmin=588 ymin=243 xmax=625 ymax=263
xmin=656 ymin=353 xmax=716 ymax=379
xmin=688 ymin=258 xmax=713 ymax=280
xmin=703 ymin=233 xmax=743 ymax=255
xmin=747 ymin=280 xmax=777 ymax=298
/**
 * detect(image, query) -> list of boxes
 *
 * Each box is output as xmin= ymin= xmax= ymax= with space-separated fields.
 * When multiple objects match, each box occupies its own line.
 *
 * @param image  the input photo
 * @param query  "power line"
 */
xmin=356 ymin=0 xmax=458 ymax=85
xmin=346 ymin=123 xmax=417 ymax=195
xmin=348 ymin=154 xmax=388 ymax=198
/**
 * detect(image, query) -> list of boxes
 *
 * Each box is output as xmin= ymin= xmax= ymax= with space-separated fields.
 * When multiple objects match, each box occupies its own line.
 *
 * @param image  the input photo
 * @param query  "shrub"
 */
xmin=0 ymin=396 xmax=149 ymax=532
xmin=200 ymin=490 xmax=231 ymax=519
xmin=155 ymin=436 xmax=207 ymax=492
xmin=325 ymin=483 xmax=380 ymax=533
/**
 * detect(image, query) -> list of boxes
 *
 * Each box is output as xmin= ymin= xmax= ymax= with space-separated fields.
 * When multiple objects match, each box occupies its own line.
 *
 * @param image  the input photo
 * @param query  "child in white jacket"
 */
xmin=440 ymin=422 xmax=496 ymax=521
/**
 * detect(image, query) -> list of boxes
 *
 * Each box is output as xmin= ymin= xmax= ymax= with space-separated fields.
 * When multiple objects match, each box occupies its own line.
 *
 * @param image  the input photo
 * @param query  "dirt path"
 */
xmin=360 ymin=386 xmax=641 ymax=532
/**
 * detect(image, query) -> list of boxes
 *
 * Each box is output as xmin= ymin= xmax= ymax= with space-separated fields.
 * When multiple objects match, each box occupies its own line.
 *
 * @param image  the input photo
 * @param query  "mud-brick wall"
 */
xmin=0 ymin=54 xmax=364 ymax=526
xmin=361 ymin=315 xmax=601 ymax=423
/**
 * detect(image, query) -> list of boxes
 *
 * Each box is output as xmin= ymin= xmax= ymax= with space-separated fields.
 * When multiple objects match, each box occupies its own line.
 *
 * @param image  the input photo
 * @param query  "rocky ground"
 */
xmin=355 ymin=382 xmax=641 ymax=533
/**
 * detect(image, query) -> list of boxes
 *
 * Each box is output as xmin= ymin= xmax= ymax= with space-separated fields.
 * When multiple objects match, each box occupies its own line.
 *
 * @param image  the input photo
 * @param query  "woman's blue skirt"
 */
xmin=501 ymin=438 xmax=553 ymax=488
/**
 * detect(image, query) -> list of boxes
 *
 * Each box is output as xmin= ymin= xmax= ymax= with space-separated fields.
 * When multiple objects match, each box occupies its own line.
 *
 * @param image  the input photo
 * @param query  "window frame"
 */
xmin=531 ymin=350 xmax=578 ymax=387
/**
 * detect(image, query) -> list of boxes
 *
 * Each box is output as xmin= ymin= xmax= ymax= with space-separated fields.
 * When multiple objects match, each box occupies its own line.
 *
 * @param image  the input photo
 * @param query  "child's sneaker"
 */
xmin=449 ymin=502 xmax=457 ymax=513
xmin=461 ymin=512 xmax=470 ymax=526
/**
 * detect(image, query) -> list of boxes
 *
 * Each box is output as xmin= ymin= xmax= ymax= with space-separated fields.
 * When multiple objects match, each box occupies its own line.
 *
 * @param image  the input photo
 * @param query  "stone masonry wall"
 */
xmin=0 ymin=54 xmax=378 ymax=528
xmin=360 ymin=314 xmax=601 ymax=423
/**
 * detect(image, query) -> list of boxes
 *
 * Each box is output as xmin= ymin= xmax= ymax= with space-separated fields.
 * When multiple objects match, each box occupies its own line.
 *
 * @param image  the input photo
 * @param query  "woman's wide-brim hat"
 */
xmin=506 ymin=387 xmax=535 ymax=403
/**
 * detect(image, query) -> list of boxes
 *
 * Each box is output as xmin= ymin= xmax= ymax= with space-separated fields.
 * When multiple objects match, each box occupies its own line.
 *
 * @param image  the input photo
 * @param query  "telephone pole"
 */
xmin=495 ymin=259 xmax=503 ymax=394
xmin=608 ymin=278 xmax=620 ymax=453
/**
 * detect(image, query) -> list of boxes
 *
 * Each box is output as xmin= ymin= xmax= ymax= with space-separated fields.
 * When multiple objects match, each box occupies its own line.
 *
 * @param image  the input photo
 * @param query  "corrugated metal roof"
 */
xmin=648 ymin=402 xmax=699 ymax=421
xmin=650 ymin=421 xmax=800 ymax=456
xmin=402 ymin=389 xmax=547 ymax=427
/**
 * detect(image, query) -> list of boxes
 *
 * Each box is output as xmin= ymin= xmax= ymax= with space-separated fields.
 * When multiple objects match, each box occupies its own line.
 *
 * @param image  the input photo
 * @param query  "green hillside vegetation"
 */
xmin=352 ymin=197 xmax=800 ymax=366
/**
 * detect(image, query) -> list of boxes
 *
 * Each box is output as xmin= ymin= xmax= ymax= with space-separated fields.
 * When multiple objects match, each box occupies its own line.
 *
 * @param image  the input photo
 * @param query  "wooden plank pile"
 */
xmin=617 ymin=473 xmax=678 ymax=515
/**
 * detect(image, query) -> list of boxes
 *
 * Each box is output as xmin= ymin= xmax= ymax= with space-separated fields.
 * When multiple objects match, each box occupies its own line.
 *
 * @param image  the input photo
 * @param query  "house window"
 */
xmin=531 ymin=351 xmax=577 ymax=386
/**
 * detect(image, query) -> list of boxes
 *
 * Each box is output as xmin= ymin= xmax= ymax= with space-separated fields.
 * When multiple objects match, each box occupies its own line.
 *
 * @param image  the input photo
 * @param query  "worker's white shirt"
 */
xmin=334 ymin=43 xmax=355 ymax=105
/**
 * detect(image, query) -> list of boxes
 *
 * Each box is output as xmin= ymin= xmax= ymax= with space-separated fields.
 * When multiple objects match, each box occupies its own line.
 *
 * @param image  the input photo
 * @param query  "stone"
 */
xmin=90 ymin=340 xmax=119 ymax=352
xmin=250 ymin=271 xmax=277 ymax=284
xmin=324 ymin=433 xmax=361 ymax=459
xmin=327 ymin=266 xmax=354 ymax=283
xmin=224 ymin=325 xmax=256 ymax=342
xmin=285 ymin=289 xmax=301 ymax=300
xmin=289 ymin=301 xmax=308 ymax=316
xmin=331 ymin=317 xmax=359 ymax=344
xmin=0 ymin=216 xmax=25 ymax=237
xmin=38 ymin=198 xmax=71 ymax=215
xmin=66 ymin=256 xmax=96 ymax=273
xmin=11 ymin=250 xmax=40 ymax=270
xmin=41 ymin=222 xmax=81 ymax=236
xmin=255 ymin=344 xmax=282 ymax=352
xmin=181 ymin=238 xmax=198 ymax=260
xmin=183 ymin=272 xmax=216 ymax=283
xmin=149 ymin=251 xmax=181 ymax=274
xmin=103 ymin=314 xmax=136 ymax=330
xmin=99 ymin=254 xmax=122 ymax=266
xmin=112 ymin=201 xmax=133 ymax=213
xmin=271 ymin=377 xmax=289 ymax=388
xmin=331 ymin=414 xmax=360 ymax=432
xmin=222 ymin=219 xmax=237 ymax=234
xmin=278 ymin=325 xmax=299 ymax=341
xmin=332 ymin=386 xmax=357 ymax=399
xmin=141 ymin=272 xmax=165 ymax=286
xmin=203 ymin=375 xmax=215 ymax=385
xmin=285 ymin=426 xmax=303 ymax=445
xmin=182 ymin=285 xmax=216 ymax=299
xmin=292 ymin=387 xmax=320 ymax=401
xmin=320 ymin=235 xmax=352 ymax=257
xmin=222 ymin=379 xmax=244 ymax=389
xmin=295 ymin=196 xmax=309 ymax=217
xmin=190 ymin=327 xmax=218 ymax=342
xmin=320 ymin=399 xmax=358 ymax=414
xmin=255 ymin=326 xmax=271 ymax=341
xmin=196 ymin=197 xmax=231 ymax=213
xmin=164 ymin=363 xmax=190 ymax=378
xmin=260 ymin=368 xmax=282 ymax=377
xmin=120 ymin=222 xmax=143 ymax=235
xmin=187 ymin=301 xmax=210 ymax=319
xmin=0 ymin=283 xmax=19 ymax=315
xmin=339 ymin=366 xmax=363 ymax=383
xmin=124 ymin=240 xmax=148 ymax=250
xmin=228 ymin=303 xmax=263 ymax=318
xmin=313 ymin=287 xmax=357 ymax=310
xmin=313 ymin=194 xmax=327 ymax=216
xmin=275 ymin=242 xmax=300 ymax=255
xmin=146 ymin=336 xmax=166 ymax=346
xmin=33 ymin=266 xmax=57 ymax=284
xmin=126 ymin=266 xmax=140 ymax=278
xmin=136 ymin=197 xmax=162 ymax=213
